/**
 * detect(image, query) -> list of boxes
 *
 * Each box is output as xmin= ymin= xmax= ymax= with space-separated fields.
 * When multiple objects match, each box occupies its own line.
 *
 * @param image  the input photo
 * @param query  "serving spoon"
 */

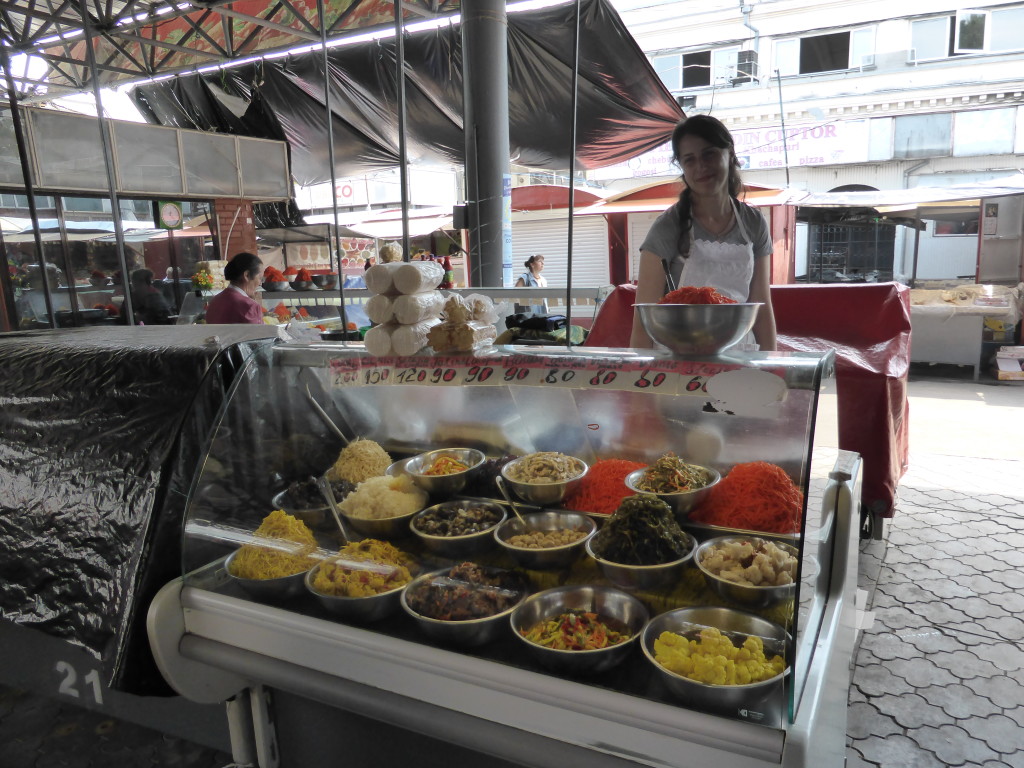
xmin=495 ymin=476 xmax=528 ymax=525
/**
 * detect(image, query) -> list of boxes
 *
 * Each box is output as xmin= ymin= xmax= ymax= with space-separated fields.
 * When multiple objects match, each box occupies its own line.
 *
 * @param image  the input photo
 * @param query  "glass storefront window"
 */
xmin=0 ymin=193 xmax=214 ymax=330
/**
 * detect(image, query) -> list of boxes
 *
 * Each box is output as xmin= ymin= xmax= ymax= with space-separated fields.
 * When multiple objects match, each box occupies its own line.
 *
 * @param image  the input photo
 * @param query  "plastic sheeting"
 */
xmin=584 ymin=282 xmax=911 ymax=517
xmin=130 ymin=0 xmax=683 ymax=187
xmin=0 ymin=325 xmax=278 ymax=694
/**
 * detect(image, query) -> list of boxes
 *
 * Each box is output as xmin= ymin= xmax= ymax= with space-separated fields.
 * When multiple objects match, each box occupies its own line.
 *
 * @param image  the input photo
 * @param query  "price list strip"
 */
xmin=329 ymin=354 xmax=745 ymax=396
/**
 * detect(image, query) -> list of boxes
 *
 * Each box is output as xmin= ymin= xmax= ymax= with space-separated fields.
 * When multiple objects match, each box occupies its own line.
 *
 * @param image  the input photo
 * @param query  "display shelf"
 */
xmin=150 ymin=343 xmax=860 ymax=767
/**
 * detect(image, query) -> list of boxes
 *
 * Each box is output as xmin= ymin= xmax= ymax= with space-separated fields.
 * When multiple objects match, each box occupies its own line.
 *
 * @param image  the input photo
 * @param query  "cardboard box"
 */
xmin=992 ymin=346 xmax=1024 ymax=381
xmin=983 ymin=316 xmax=1019 ymax=343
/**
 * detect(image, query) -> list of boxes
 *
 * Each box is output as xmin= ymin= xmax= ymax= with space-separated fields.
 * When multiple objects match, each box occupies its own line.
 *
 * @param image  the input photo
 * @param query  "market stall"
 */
xmin=909 ymin=282 xmax=1022 ymax=380
xmin=149 ymin=341 xmax=861 ymax=768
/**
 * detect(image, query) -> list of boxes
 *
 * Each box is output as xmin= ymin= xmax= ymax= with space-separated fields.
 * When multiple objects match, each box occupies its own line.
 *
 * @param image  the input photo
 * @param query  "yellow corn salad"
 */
xmin=653 ymin=627 xmax=785 ymax=685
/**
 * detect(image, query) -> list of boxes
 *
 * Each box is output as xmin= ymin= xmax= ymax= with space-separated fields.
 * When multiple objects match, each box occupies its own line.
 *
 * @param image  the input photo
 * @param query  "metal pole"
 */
xmin=167 ymin=227 xmax=181 ymax=311
xmin=910 ymin=212 xmax=922 ymax=288
xmin=0 ymin=226 xmax=15 ymax=331
xmin=317 ymin=0 xmax=349 ymax=333
xmin=462 ymin=0 xmax=511 ymax=286
xmin=78 ymin=0 xmax=135 ymax=325
xmin=0 ymin=47 xmax=55 ymax=328
xmin=563 ymin=0 xmax=582 ymax=346
xmin=394 ymin=0 xmax=411 ymax=261
xmin=55 ymin=195 xmax=82 ymax=327
xmin=774 ymin=70 xmax=790 ymax=187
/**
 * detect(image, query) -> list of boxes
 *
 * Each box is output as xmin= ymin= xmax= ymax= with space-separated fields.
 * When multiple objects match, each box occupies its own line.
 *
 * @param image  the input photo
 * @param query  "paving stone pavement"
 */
xmin=846 ymin=369 xmax=1024 ymax=768
xmin=1 ymin=367 xmax=1020 ymax=768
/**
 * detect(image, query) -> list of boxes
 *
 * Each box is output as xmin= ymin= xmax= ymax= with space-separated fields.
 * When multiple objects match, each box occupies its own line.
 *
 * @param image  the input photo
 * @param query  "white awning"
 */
xmin=795 ymin=174 xmax=1024 ymax=209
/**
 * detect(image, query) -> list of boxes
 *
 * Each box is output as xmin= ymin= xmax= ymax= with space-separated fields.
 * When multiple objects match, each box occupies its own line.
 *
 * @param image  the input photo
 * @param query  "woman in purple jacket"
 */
xmin=204 ymin=252 xmax=265 ymax=325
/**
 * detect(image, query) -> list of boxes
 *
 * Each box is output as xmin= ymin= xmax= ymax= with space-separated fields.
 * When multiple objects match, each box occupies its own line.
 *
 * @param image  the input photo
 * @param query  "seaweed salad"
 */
xmin=590 ymin=494 xmax=694 ymax=565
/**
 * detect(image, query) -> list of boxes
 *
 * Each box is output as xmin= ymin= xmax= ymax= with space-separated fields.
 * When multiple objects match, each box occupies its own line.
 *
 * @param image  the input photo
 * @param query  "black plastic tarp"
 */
xmin=0 ymin=325 xmax=277 ymax=693
xmin=130 ymin=0 xmax=683 ymax=187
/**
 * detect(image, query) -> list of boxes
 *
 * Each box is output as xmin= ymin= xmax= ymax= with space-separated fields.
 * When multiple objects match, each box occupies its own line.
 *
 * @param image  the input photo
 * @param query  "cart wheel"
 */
xmin=859 ymin=506 xmax=873 ymax=540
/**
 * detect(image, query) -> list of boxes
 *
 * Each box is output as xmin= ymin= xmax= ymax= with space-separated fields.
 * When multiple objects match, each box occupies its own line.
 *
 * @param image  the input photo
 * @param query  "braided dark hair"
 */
xmin=670 ymin=115 xmax=744 ymax=260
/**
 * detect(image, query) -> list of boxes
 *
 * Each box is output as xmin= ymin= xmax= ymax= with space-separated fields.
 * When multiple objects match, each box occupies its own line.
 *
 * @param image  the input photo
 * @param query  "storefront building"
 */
xmin=606 ymin=0 xmax=1024 ymax=283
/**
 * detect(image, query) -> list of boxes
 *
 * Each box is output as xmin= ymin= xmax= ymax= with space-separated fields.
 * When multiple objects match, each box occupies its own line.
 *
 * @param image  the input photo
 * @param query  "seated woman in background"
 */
xmin=204 ymin=252 xmax=265 ymax=325
xmin=629 ymin=115 xmax=776 ymax=351
xmin=128 ymin=268 xmax=172 ymax=325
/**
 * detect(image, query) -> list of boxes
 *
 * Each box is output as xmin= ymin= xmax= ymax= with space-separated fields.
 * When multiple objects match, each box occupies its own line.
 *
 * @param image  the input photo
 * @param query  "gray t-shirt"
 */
xmin=640 ymin=200 xmax=772 ymax=292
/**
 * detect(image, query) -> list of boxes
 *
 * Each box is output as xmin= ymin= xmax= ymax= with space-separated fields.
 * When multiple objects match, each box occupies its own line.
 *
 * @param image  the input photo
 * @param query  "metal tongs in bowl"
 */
xmin=317 ymin=474 xmax=353 ymax=542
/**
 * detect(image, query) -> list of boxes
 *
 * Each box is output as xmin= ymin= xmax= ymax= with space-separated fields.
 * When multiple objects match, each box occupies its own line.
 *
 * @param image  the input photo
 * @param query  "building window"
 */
xmin=911 ymin=6 xmax=1024 ymax=61
xmin=933 ymin=218 xmax=979 ymax=237
xmin=775 ymin=27 xmax=875 ymax=75
xmin=893 ymin=113 xmax=952 ymax=159
xmin=653 ymin=46 xmax=740 ymax=89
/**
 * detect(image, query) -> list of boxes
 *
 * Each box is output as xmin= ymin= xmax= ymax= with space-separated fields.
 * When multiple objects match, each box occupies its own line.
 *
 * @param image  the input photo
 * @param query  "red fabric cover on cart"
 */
xmin=772 ymin=283 xmax=910 ymax=517
xmin=585 ymin=282 xmax=911 ymax=516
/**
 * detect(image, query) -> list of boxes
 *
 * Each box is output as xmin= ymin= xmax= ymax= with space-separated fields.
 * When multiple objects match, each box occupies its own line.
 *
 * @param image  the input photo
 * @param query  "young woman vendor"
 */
xmin=629 ymin=115 xmax=777 ymax=351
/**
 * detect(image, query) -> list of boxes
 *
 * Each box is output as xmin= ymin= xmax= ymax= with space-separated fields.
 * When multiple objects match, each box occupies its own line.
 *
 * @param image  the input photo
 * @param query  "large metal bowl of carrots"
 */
xmin=635 ymin=302 xmax=761 ymax=356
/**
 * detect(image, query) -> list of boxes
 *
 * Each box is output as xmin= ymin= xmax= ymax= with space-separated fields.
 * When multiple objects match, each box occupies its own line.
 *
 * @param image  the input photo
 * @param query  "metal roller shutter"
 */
xmin=511 ymin=216 xmax=609 ymax=287
xmin=627 ymin=212 xmax=662 ymax=281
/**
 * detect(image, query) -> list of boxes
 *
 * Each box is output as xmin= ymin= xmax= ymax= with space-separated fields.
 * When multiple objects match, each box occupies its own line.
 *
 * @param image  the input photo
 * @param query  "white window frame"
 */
xmin=850 ymin=27 xmax=876 ymax=68
xmin=910 ymin=16 xmax=951 ymax=62
xmin=990 ymin=5 xmax=1024 ymax=52
xmin=774 ymin=37 xmax=799 ymax=76
xmin=652 ymin=53 xmax=682 ymax=91
xmin=653 ymin=46 xmax=743 ymax=89
xmin=774 ymin=27 xmax=875 ymax=75
xmin=954 ymin=9 xmax=989 ymax=54
xmin=710 ymin=46 xmax=740 ymax=84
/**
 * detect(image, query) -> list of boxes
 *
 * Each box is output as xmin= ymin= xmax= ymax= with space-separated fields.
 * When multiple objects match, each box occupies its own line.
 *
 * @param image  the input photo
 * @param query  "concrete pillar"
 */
xmin=461 ymin=0 xmax=512 ymax=287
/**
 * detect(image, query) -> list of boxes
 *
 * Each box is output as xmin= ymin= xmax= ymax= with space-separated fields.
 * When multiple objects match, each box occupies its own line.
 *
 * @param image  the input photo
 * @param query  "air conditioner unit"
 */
xmin=513 ymin=173 xmax=531 ymax=186
xmin=676 ymin=94 xmax=696 ymax=110
xmin=858 ymin=53 xmax=876 ymax=70
xmin=732 ymin=50 xmax=758 ymax=84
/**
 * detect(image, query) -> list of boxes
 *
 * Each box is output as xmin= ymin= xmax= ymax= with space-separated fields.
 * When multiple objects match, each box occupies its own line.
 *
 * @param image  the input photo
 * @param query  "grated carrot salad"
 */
xmin=658 ymin=286 xmax=737 ymax=305
xmin=563 ymin=458 xmax=645 ymax=516
xmin=689 ymin=461 xmax=802 ymax=533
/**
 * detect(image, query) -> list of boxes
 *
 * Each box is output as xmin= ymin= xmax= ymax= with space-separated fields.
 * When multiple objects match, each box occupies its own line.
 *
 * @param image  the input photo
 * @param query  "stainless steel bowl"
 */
xmin=694 ymin=536 xmax=799 ymax=609
xmin=641 ymin=606 xmax=790 ymax=715
xmin=410 ymin=499 xmax=506 ymax=558
xmin=400 ymin=566 xmax=530 ymax=647
xmin=310 ymin=274 xmax=337 ymax=289
xmin=585 ymin=532 xmax=696 ymax=591
xmin=271 ymin=489 xmax=330 ymax=530
xmin=290 ymin=280 xmax=314 ymax=291
xmin=304 ymin=559 xmax=411 ymax=622
xmin=499 ymin=454 xmax=588 ymax=507
xmin=624 ymin=466 xmax=720 ymax=521
xmin=635 ymin=303 xmax=761 ymax=356
xmin=510 ymin=586 xmax=648 ymax=674
xmin=494 ymin=511 xmax=597 ymax=570
xmin=405 ymin=448 xmax=486 ymax=496
xmin=262 ymin=280 xmax=289 ymax=292
xmin=224 ymin=548 xmax=314 ymax=602
xmin=339 ymin=504 xmax=420 ymax=539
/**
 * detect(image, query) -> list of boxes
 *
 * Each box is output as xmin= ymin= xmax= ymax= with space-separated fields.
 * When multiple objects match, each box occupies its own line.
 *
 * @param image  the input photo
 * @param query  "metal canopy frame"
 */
xmin=0 ymin=0 xmax=460 ymax=97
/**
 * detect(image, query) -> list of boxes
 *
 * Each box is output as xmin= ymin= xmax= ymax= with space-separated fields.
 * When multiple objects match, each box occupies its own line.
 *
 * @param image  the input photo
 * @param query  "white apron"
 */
xmin=664 ymin=198 xmax=758 ymax=348
xmin=665 ymin=198 xmax=755 ymax=303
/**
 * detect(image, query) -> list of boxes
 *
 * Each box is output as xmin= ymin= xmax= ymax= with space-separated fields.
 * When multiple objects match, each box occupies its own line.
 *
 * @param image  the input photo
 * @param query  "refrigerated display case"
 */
xmin=149 ymin=343 xmax=861 ymax=768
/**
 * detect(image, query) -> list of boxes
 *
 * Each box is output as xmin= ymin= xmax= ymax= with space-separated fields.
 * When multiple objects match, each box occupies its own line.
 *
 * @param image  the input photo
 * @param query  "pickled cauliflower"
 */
xmin=653 ymin=628 xmax=785 ymax=685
